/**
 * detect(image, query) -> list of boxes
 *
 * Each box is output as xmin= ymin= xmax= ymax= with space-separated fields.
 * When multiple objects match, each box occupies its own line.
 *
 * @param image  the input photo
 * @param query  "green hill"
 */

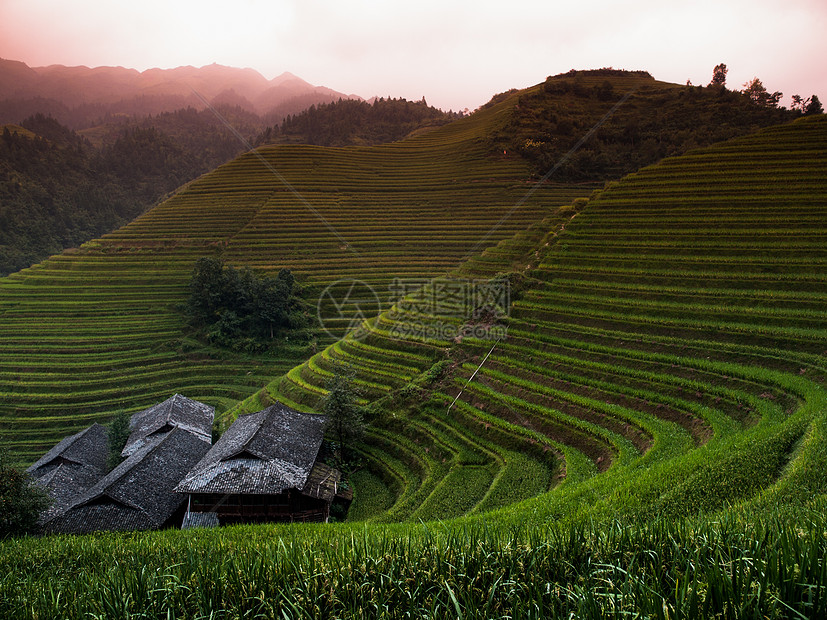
xmin=0 ymin=112 xmax=251 ymax=276
xmin=0 ymin=100 xmax=463 ymax=276
xmin=2 ymin=109 xmax=826 ymax=620
xmin=237 ymin=114 xmax=827 ymax=525
xmin=258 ymin=96 xmax=462 ymax=146
xmin=0 ymin=71 xmax=808 ymax=470
xmin=0 ymin=89 xmax=587 ymax=465
xmin=489 ymin=69 xmax=794 ymax=180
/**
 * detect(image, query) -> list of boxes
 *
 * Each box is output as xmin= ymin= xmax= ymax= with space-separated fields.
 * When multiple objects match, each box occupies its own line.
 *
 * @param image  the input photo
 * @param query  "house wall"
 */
xmin=190 ymin=490 xmax=330 ymax=524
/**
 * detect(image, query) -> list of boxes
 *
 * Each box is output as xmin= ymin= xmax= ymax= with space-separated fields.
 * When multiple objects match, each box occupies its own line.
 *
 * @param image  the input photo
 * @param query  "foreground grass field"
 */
xmin=2 ymin=502 xmax=827 ymax=618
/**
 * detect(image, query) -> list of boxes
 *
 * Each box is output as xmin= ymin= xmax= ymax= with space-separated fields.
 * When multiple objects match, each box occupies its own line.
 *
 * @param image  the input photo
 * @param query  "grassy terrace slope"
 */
xmin=260 ymin=115 xmax=827 ymax=524
xmin=0 ymin=92 xmax=592 ymax=466
xmin=3 ymin=112 xmax=827 ymax=620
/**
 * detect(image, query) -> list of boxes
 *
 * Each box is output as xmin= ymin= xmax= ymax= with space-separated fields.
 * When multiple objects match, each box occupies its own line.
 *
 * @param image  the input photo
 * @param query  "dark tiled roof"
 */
xmin=27 ymin=423 xmax=109 ymax=477
xmin=123 ymin=394 xmax=214 ymax=457
xmin=45 ymin=427 xmax=211 ymax=534
xmin=34 ymin=462 xmax=105 ymax=522
xmin=176 ymin=403 xmax=327 ymax=495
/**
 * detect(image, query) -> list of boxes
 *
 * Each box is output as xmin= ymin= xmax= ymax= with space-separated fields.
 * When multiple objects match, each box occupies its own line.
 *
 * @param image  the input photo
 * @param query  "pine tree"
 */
xmin=323 ymin=365 xmax=365 ymax=468
xmin=107 ymin=410 xmax=131 ymax=471
xmin=805 ymin=95 xmax=823 ymax=115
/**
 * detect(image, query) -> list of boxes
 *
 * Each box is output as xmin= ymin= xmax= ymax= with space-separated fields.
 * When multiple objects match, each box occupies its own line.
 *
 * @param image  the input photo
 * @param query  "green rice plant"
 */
xmin=346 ymin=468 xmax=395 ymax=522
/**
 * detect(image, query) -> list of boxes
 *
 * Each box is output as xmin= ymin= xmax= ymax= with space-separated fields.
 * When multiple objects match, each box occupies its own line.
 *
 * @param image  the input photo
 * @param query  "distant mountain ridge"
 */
xmin=0 ymin=58 xmax=360 ymax=127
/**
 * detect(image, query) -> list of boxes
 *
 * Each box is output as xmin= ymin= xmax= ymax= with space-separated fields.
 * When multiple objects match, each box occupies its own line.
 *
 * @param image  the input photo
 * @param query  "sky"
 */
xmin=1 ymin=0 xmax=825 ymax=112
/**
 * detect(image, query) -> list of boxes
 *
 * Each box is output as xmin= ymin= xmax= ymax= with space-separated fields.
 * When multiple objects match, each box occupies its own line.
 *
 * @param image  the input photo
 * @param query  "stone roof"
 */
xmin=45 ymin=427 xmax=211 ymax=534
xmin=175 ymin=403 xmax=327 ymax=496
xmin=123 ymin=394 xmax=214 ymax=458
xmin=27 ymin=423 xmax=109 ymax=478
xmin=34 ymin=462 xmax=106 ymax=522
xmin=27 ymin=423 xmax=110 ymax=522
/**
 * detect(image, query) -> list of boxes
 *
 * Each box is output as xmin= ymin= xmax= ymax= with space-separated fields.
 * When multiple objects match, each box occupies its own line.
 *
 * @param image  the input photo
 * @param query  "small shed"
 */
xmin=176 ymin=403 xmax=340 ymax=525
xmin=123 ymin=393 xmax=214 ymax=458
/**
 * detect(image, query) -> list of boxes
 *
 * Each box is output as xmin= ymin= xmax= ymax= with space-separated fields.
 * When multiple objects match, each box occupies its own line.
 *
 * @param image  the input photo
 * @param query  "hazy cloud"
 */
xmin=1 ymin=0 xmax=824 ymax=110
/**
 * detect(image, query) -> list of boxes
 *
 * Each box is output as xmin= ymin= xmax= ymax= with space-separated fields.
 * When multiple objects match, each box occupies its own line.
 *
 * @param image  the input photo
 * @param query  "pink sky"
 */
xmin=1 ymin=0 xmax=825 ymax=111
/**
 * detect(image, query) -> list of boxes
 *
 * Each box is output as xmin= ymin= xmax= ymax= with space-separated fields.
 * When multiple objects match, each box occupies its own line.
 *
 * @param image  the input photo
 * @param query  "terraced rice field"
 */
xmin=0 ymin=92 xmax=593 ymax=465
xmin=256 ymin=115 xmax=827 ymax=523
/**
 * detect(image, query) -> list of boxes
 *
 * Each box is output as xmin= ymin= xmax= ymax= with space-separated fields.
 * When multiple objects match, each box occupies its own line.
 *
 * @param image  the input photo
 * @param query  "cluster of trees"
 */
xmin=0 ymin=117 xmax=139 ymax=275
xmin=186 ymin=257 xmax=308 ymax=352
xmin=709 ymin=64 xmax=821 ymax=115
xmin=92 ymin=105 xmax=261 ymax=171
xmin=491 ymin=68 xmax=811 ymax=182
xmin=741 ymin=77 xmax=784 ymax=108
xmin=257 ymin=97 xmax=462 ymax=147
xmin=790 ymin=94 xmax=823 ymax=115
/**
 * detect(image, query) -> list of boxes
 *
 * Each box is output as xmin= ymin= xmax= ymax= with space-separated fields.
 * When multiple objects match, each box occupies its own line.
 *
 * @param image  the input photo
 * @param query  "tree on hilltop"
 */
xmin=807 ymin=95 xmax=824 ymax=115
xmin=793 ymin=94 xmax=824 ymax=115
xmin=710 ymin=63 xmax=728 ymax=87
xmin=742 ymin=77 xmax=782 ymax=108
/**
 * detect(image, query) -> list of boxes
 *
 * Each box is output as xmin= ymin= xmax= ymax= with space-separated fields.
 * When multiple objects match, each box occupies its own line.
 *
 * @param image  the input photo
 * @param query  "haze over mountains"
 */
xmin=0 ymin=56 xmax=466 ymax=277
xmin=0 ymin=58 xmax=359 ymax=127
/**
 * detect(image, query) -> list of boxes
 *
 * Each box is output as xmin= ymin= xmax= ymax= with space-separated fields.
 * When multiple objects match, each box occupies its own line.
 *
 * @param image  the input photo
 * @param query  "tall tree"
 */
xmin=791 ymin=94 xmax=807 ymax=112
xmin=106 ymin=410 xmax=131 ymax=472
xmin=742 ymin=78 xmax=782 ymax=108
xmin=188 ymin=256 xmax=227 ymax=323
xmin=710 ymin=63 xmax=728 ymax=87
xmin=322 ymin=365 xmax=366 ymax=468
xmin=805 ymin=95 xmax=823 ymax=115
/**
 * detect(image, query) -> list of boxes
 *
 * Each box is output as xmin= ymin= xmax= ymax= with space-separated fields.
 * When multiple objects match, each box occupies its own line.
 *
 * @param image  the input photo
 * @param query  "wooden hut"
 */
xmin=32 ymin=393 xmax=215 ymax=534
xmin=176 ymin=403 xmax=343 ymax=526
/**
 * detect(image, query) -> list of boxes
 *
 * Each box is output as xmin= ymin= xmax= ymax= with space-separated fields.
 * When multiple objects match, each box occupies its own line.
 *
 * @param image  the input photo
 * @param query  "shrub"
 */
xmin=0 ymin=449 xmax=50 ymax=538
